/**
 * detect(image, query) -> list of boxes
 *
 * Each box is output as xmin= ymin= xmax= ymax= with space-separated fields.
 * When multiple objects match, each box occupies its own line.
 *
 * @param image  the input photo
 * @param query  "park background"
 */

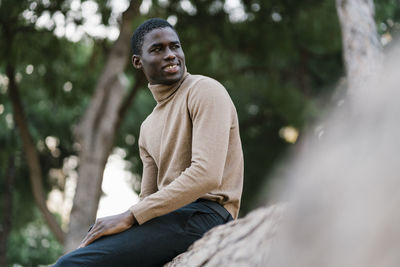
xmin=0 ymin=0 xmax=399 ymax=266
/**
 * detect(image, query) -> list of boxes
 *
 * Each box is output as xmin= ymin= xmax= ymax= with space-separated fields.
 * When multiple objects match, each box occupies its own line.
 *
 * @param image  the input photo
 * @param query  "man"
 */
xmin=54 ymin=18 xmax=243 ymax=266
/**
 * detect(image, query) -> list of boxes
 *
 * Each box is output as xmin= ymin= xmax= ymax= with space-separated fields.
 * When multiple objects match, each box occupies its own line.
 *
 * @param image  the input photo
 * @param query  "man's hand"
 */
xmin=78 ymin=210 xmax=135 ymax=248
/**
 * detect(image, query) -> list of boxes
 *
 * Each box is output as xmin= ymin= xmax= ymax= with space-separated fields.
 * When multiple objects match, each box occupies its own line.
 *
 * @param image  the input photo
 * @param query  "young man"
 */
xmin=54 ymin=18 xmax=243 ymax=266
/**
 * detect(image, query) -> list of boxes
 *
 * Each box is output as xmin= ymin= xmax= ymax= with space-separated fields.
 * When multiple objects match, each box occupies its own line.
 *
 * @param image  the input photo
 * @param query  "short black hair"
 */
xmin=131 ymin=18 xmax=177 ymax=55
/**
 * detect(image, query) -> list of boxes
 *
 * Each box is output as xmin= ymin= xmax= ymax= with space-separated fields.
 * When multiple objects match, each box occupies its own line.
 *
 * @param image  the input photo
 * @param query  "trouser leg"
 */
xmin=53 ymin=201 xmax=231 ymax=267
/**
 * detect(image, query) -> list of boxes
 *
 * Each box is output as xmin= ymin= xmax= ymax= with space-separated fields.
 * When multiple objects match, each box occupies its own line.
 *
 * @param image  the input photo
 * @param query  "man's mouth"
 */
xmin=163 ymin=64 xmax=180 ymax=73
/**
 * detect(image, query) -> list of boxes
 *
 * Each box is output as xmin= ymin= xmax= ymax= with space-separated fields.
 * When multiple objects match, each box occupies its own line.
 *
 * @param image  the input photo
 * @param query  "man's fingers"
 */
xmin=78 ymin=228 xmax=103 ymax=248
xmin=76 ymin=211 xmax=133 ymax=249
xmin=79 ymin=233 xmax=98 ymax=248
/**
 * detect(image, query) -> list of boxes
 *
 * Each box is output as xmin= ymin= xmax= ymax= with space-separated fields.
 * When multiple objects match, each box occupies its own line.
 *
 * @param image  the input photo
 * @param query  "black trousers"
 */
xmin=53 ymin=200 xmax=232 ymax=267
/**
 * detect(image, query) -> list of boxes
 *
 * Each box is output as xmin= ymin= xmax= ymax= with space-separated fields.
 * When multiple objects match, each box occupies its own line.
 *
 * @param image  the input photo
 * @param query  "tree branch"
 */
xmin=6 ymin=63 xmax=65 ymax=244
xmin=116 ymin=72 xmax=146 ymax=131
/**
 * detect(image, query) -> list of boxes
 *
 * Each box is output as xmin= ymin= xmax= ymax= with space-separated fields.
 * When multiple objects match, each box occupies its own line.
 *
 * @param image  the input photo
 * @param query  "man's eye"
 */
xmin=151 ymin=47 xmax=161 ymax=52
xmin=172 ymin=44 xmax=180 ymax=49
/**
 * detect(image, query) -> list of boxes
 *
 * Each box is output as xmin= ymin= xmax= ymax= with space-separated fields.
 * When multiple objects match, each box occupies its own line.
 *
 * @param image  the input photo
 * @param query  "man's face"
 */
xmin=133 ymin=27 xmax=185 ymax=85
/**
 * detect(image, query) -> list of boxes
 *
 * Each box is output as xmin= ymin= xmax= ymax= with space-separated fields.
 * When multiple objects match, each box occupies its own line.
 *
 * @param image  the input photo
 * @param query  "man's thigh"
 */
xmin=53 ymin=202 xmax=226 ymax=267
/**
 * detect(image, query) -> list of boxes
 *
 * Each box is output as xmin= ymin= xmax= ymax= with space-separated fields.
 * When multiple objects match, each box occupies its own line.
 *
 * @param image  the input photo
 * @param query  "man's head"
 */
xmin=131 ymin=18 xmax=186 ymax=85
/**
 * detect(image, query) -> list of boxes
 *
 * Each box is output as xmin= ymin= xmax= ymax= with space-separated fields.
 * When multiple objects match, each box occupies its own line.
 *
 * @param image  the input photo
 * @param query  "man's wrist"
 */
xmin=128 ymin=209 xmax=136 ymax=225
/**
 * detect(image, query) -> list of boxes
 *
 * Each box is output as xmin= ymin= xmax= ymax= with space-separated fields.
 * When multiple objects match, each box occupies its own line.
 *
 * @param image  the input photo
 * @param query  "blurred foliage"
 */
xmin=0 ymin=0 xmax=399 ymax=265
xmin=7 ymin=210 xmax=63 ymax=267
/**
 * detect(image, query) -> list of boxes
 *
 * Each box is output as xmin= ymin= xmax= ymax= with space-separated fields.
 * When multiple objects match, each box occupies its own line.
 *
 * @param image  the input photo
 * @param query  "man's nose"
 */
xmin=164 ymin=48 xmax=176 ymax=60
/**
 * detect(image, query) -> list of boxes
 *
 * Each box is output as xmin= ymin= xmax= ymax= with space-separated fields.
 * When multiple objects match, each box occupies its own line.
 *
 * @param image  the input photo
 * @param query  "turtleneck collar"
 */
xmin=148 ymin=69 xmax=189 ymax=103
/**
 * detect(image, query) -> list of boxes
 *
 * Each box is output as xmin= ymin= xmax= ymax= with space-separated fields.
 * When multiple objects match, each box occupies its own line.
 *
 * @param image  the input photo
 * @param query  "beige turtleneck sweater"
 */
xmin=129 ymin=72 xmax=244 ymax=225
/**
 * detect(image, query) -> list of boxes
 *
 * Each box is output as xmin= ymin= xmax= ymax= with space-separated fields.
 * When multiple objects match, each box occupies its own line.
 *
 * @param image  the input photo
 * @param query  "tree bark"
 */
xmin=65 ymin=0 xmax=142 ymax=252
xmin=6 ymin=63 xmax=65 ymax=244
xmin=165 ymin=205 xmax=285 ymax=267
xmin=0 ymin=157 xmax=16 ymax=267
xmin=336 ymin=0 xmax=383 ymax=92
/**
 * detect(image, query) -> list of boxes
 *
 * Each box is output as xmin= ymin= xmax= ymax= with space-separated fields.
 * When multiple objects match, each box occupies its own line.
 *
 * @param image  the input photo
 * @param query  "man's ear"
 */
xmin=132 ymin=55 xmax=142 ymax=69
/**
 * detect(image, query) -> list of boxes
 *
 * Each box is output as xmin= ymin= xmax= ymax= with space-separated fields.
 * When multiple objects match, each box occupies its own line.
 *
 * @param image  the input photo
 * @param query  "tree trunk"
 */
xmin=7 ymin=63 xmax=65 ymax=244
xmin=65 ymin=0 xmax=142 ymax=252
xmin=336 ymin=0 xmax=383 ymax=92
xmin=0 ymin=157 xmax=16 ymax=267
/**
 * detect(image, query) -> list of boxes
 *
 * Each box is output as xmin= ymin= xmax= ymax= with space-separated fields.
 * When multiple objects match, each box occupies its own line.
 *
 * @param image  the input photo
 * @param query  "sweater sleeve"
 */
xmin=130 ymin=78 xmax=234 ymax=224
xmin=137 ymin=126 xmax=158 ymax=200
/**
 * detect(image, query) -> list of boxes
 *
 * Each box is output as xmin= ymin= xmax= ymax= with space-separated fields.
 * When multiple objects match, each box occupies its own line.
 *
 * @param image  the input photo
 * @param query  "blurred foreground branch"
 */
xmin=165 ymin=1 xmax=388 ymax=266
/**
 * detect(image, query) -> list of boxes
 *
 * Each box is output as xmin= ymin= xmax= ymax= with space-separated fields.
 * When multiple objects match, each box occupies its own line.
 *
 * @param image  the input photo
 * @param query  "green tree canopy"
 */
xmin=1 ymin=0 xmax=399 ymax=265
